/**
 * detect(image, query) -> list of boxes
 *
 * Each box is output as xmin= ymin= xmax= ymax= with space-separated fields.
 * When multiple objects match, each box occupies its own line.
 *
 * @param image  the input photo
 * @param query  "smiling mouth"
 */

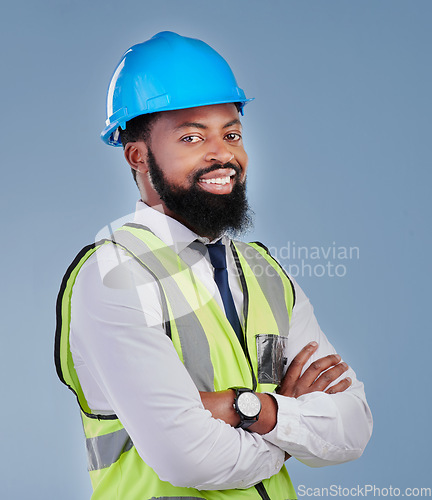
xmin=198 ymin=174 xmax=232 ymax=186
xmin=197 ymin=168 xmax=237 ymax=193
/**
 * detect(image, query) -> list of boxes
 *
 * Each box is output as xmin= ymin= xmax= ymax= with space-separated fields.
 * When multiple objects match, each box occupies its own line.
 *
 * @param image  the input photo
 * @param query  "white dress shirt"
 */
xmin=70 ymin=201 xmax=372 ymax=490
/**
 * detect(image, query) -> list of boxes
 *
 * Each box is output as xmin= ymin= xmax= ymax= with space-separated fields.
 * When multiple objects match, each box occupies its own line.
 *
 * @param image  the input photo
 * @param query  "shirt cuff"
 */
xmin=262 ymin=392 xmax=301 ymax=453
xmin=262 ymin=392 xmax=364 ymax=467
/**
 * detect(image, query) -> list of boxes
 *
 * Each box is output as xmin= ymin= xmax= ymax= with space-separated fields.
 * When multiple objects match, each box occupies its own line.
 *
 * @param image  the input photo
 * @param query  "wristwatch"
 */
xmin=232 ymin=388 xmax=261 ymax=430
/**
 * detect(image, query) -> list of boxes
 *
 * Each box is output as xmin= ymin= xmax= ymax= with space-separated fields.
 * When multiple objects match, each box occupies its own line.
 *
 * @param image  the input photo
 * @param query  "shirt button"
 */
xmin=275 ymin=460 xmax=281 ymax=469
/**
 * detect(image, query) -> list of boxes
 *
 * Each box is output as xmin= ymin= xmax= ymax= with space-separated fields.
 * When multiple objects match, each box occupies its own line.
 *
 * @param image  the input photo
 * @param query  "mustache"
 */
xmin=191 ymin=162 xmax=242 ymax=183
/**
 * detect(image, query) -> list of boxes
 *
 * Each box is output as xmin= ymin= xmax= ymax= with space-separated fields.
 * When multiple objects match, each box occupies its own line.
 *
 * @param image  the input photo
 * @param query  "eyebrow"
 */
xmin=174 ymin=118 xmax=242 ymax=131
xmin=223 ymin=119 xmax=242 ymax=129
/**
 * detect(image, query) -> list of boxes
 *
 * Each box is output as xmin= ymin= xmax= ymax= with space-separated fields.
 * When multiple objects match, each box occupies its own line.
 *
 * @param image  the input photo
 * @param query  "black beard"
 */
xmin=146 ymin=148 xmax=253 ymax=240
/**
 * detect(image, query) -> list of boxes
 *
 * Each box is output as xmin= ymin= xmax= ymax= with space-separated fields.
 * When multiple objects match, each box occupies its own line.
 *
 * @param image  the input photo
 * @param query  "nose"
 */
xmin=204 ymin=138 xmax=234 ymax=164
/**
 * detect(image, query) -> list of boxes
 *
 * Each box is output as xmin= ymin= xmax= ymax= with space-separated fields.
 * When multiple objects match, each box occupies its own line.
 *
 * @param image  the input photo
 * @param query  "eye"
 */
xmin=225 ymin=132 xmax=242 ymax=142
xmin=181 ymin=135 xmax=202 ymax=143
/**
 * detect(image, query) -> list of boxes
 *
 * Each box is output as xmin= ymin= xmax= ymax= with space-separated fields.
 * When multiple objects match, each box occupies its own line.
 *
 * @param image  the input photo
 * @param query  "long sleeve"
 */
xmin=70 ymin=245 xmax=286 ymax=490
xmin=261 ymin=279 xmax=373 ymax=467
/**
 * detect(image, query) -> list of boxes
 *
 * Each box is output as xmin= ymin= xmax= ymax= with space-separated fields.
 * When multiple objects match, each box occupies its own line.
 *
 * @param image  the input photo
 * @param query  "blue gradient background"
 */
xmin=1 ymin=1 xmax=431 ymax=498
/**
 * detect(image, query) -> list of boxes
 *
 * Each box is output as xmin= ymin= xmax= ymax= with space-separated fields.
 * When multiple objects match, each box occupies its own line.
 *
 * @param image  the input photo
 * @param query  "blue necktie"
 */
xmin=206 ymin=240 xmax=244 ymax=349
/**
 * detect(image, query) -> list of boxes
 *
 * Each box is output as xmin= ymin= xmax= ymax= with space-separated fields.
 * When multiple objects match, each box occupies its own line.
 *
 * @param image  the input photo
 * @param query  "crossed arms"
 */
xmin=70 ymin=246 xmax=373 ymax=489
xmin=200 ymin=341 xmax=352 ymax=438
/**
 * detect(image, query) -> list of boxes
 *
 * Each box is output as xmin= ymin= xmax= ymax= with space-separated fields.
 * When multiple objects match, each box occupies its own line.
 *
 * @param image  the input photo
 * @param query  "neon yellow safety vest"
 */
xmin=55 ymin=223 xmax=297 ymax=500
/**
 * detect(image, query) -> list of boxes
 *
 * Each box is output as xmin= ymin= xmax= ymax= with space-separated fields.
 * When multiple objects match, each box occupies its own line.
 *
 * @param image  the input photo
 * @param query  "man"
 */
xmin=55 ymin=31 xmax=372 ymax=500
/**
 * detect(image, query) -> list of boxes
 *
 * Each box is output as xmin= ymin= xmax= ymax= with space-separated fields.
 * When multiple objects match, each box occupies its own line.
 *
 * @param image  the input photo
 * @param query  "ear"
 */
xmin=124 ymin=142 xmax=148 ymax=173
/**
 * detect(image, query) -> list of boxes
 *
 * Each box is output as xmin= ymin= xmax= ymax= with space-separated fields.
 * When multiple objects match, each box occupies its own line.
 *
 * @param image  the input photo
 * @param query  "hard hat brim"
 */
xmin=101 ymin=98 xmax=254 ymax=147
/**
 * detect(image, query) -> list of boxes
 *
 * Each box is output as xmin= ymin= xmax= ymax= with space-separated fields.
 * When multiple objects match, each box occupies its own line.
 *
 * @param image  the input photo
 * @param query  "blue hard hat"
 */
xmin=101 ymin=31 xmax=253 ymax=146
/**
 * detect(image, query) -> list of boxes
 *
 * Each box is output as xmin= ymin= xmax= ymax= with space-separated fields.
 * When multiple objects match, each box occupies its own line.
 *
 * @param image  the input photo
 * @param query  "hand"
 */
xmin=277 ymin=341 xmax=351 ymax=398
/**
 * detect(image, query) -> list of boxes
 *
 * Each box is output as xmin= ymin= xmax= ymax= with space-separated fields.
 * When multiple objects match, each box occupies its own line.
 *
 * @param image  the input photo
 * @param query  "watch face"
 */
xmin=238 ymin=392 xmax=261 ymax=417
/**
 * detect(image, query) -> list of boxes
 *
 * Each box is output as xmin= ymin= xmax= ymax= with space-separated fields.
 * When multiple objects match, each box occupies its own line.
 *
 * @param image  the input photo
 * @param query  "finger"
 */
xmin=278 ymin=342 xmax=318 ymax=394
xmin=325 ymin=377 xmax=352 ymax=395
xmin=299 ymin=353 xmax=343 ymax=386
xmin=311 ymin=362 xmax=349 ymax=392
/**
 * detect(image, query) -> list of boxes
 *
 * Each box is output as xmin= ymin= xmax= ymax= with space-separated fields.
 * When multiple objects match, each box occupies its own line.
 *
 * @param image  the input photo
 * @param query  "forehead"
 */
xmin=153 ymin=103 xmax=241 ymax=133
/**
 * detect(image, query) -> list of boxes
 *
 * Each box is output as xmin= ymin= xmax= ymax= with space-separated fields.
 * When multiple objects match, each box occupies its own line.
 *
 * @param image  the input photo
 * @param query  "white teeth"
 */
xmin=199 ymin=175 xmax=231 ymax=185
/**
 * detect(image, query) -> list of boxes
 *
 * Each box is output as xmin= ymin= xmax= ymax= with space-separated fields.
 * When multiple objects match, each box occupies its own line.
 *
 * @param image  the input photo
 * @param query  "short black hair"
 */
xmin=119 ymin=113 xmax=161 ymax=184
xmin=119 ymin=112 xmax=161 ymax=148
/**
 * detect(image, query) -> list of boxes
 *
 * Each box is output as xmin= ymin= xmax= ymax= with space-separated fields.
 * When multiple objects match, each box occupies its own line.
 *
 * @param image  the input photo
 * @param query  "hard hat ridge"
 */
xmin=101 ymin=31 xmax=253 ymax=146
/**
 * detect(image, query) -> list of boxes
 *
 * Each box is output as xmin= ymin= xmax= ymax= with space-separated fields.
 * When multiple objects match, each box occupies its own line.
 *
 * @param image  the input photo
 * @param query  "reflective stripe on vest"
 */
xmin=87 ymin=427 xmax=133 ymax=471
xmin=111 ymin=226 xmax=215 ymax=392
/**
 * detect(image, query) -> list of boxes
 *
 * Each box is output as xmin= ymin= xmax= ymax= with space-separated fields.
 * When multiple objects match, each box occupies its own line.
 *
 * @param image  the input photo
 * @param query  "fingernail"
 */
xmin=341 ymin=362 xmax=348 ymax=369
xmin=335 ymin=354 xmax=341 ymax=362
xmin=346 ymin=377 xmax=352 ymax=384
xmin=309 ymin=341 xmax=318 ymax=347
